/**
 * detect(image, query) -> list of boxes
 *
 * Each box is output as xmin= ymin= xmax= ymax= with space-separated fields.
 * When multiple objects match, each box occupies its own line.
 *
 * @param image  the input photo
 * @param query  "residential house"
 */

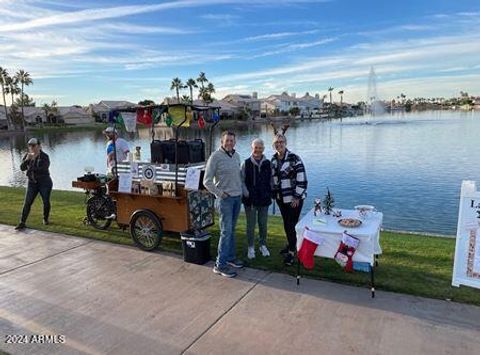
xmin=221 ymin=92 xmax=261 ymax=117
xmin=87 ymin=100 xmax=137 ymax=122
xmin=21 ymin=106 xmax=93 ymax=125
xmin=262 ymin=92 xmax=323 ymax=116
xmin=474 ymin=97 xmax=480 ymax=111
xmin=58 ymin=106 xmax=94 ymax=124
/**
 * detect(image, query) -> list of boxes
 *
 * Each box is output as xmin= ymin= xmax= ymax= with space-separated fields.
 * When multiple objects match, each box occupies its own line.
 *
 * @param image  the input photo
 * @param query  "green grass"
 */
xmin=1 ymin=186 xmax=479 ymax=305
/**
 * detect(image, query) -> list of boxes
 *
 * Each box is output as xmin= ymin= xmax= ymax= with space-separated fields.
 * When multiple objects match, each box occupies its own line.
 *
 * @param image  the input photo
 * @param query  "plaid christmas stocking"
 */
xmin=334 ymin=232 xmax=360 ymax=272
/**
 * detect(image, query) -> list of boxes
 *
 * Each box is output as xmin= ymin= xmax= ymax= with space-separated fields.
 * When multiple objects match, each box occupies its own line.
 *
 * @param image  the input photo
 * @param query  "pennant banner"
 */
xmin=168 ymin=106 xmax=190 ymax=127
xmin=136 ymin=108 xmax=152 ymax=125
xmin=122 ymin=112 xmax=137 ymax=133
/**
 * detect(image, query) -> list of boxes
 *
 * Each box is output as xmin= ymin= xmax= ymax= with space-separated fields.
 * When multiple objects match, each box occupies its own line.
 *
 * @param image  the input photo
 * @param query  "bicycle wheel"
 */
xmin=86 ymin=195 xmax=115 ymax=230
xmin=130 ymin=210 xmax=163 ymax=251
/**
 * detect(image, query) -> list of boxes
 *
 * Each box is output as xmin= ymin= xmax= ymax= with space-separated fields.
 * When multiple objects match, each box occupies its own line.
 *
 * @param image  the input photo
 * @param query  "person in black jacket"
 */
xmin=15 ymin=138 xmax=53 ymax=230
xmin=241 ymin=138 xmax=272 ymax=259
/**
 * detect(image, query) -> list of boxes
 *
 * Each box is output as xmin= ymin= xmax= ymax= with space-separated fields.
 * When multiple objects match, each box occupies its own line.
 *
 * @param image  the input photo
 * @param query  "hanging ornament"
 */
xmin=212 ymin=113 xmax=220 ymax=122
xmin=198 ymin=113 xmax=205 ymax=129
xmin=165 ymin=114 xmax=173 ymax=127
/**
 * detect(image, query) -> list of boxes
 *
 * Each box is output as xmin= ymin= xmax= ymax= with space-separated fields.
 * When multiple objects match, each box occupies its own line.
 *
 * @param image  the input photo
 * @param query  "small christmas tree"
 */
xmin=323 ymin=188 xmax=335 ymax=215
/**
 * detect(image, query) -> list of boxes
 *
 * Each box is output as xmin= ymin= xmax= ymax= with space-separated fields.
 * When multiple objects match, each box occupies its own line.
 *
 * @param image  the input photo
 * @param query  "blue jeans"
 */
xmin=216 ymin=196 xmax=241 ymax=268
xmin=245 ymin=205 xmax=269 ymax=248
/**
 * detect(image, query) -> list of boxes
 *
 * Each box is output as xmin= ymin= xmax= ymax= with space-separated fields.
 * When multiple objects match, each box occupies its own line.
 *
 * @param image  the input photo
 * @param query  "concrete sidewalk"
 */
xmin=0 ymin=224 xmax=479 ymax=355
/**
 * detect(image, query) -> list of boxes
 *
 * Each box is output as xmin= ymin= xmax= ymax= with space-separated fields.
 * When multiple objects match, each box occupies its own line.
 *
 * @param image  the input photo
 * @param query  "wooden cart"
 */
xmin=73 ymin=103 xmax=220 ymax=251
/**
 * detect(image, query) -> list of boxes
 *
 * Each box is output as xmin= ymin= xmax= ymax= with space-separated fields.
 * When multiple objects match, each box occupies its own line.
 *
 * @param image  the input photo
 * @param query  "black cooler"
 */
xmin=181 ymin=230 xmax=211 ymax=265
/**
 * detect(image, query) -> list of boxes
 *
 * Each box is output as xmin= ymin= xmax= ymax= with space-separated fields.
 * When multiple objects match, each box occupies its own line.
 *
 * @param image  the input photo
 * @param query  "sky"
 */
xmin=1 ymin=0 xmax=480 ymax=106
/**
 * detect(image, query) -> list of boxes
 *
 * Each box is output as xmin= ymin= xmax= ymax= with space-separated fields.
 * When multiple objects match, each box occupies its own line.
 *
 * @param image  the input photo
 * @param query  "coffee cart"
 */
xmin=73 ymin=104 xmax=220 ymax=251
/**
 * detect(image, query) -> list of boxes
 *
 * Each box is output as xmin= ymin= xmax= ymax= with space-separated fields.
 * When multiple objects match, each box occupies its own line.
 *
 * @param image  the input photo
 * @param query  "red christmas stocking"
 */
xmin=334 ymin=232 xmax=360 ymax=272
xmin=298 ymin=229 xmax=324 ymax=270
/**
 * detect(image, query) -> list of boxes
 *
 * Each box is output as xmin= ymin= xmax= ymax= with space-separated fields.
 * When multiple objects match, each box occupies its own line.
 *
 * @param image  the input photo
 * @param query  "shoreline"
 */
xmin=0 ymin=185 xmax=456 ymax=238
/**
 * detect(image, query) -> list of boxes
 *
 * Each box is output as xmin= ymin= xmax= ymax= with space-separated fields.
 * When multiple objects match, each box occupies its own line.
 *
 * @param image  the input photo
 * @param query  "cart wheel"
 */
xmin=130 ymin=210 xmax=163 ymax=251
xmin=86 ymin=195 xmax=115 ymax=230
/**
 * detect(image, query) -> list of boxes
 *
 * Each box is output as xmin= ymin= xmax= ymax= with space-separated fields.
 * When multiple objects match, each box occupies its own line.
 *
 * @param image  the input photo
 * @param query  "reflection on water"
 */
xmin=1 ymin=110 xmax=479 ymax=235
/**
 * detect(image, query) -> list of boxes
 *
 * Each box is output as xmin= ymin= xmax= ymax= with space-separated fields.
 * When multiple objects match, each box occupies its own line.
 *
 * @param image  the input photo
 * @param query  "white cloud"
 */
xmin=243 ymin=30 xmax=319 ymax=42
xmin=250 ymin=37 xmax=337 ymax=58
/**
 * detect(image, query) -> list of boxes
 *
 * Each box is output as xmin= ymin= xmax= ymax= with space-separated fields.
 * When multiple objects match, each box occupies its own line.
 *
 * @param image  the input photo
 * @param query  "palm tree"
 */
xmin=42 ymin=100 xmax=58 ymax=124
xmin=338 ymin=90 xmax=344 ymax=106
xmin=5 ymin=75 xmax=20 ymax=128
xmin=0 ymin=67 xmax=12 ymax=130
xmin=207 ymin=83 xmax=215 ymax=96
xmin=198 ymin=86 xmax=208 ymax=103
xmin=196 ymin=72 xmax=208 ymax=90
xmin=42 ymin=103 xmax=51 ymax=124
xmin=15 ymin=93 xmax=35 ymax=107
xmin=328 ymin=87 xmax=334 ymax=104
xmin=185 ymin=78 xmax=197 ymax=103
xmin=6 ymin=76 xmax=19 ymax=106
xmin=15 ymin=70 xmax=33 ymax=128
xmin=170 ymin=77 xmax=183 ymax=103
xmin=199 ymin=83 xmax=216 ymax=104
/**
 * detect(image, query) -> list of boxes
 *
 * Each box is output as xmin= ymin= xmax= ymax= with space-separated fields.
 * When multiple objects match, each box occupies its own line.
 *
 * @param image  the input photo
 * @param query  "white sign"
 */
xmin=130 ymin=162 xmax=139 ymax=177
xmin=185 ymin=167 xmax=202 ymax=191
xmin=118 ymin=173 xmax=133 ymax=193
xmin=142 ymin=165 xmax=156 ymax=181
xmin=452 ymin=180 xmax=480 ymax=289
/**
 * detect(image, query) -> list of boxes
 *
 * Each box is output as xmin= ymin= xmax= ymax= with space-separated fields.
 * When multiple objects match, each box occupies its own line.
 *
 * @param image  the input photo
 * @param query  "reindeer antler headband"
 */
xmin=271 ymin=123 xmax=290 ymax=136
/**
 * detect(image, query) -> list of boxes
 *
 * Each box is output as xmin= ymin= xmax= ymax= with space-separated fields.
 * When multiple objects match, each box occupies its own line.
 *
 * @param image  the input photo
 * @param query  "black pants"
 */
xmin=21 ymin=178 xmax=53 ymax=223
xmin=277 ymin=199 xmax=304 ymax=252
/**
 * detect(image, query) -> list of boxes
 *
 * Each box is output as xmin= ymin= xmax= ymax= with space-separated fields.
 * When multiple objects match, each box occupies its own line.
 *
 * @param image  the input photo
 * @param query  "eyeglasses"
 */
xmin=274 ymin=141 xmax=286 ymax=145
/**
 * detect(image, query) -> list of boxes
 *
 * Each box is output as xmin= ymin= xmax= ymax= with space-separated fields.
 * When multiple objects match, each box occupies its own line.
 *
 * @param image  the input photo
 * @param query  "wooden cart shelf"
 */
xmin=72 ymin=180 xmax=102 ymax=190
xmin=109 ymin=191 xmax=183 ymax=200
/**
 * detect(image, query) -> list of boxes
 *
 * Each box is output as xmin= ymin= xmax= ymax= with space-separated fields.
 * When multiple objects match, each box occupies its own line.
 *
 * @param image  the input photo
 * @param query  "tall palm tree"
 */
xmin=170 ymin=77 xmax=183 ymax=103
xmin=15 ymin=70 xmax=33 ymax=128
xmin=185 ymin=78 xmax=197 ymax=103
xmin=198 ymin=86 xmax=208 ymax=103
xmin=338 ymin=90 xmax=344 ymax=106
xmin=328 ymin=87 xmax=334 ymax=104
xmin=6 ymin=76 xmax=19 ymax=105
xmin=5 ymin=75 xmax=20 ymax=128
xmin=196 ymin=72 xmax=208 ymax=90
xmin=0 ymin=67 xmax=12 ymax=130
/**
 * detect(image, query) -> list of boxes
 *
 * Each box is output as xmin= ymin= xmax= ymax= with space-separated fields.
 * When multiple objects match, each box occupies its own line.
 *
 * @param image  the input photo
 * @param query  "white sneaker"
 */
xmin=259 ymin=245 xmax=270 ymax=257
xmin=247 ymin=247 xmax=256 ymax=259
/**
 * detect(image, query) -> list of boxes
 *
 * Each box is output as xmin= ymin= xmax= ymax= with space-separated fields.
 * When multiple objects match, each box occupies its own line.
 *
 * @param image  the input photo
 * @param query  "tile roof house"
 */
xmin=87 ymin=100 xmax=137 ymax=122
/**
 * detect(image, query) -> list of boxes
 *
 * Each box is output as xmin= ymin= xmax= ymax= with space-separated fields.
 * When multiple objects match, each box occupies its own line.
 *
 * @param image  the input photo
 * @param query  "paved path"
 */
xmin=0 ymin=224 xmax=479 ymax=355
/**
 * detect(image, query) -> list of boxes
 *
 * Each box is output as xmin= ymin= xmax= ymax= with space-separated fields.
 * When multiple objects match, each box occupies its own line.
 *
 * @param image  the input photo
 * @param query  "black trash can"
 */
xmin=181 ymin=231 xmax=211 ymax=265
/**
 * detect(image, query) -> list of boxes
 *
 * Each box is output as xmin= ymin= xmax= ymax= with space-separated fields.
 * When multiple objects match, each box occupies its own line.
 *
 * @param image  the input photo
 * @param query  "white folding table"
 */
xmin=295 ymin=208 xmax=383 ymax=297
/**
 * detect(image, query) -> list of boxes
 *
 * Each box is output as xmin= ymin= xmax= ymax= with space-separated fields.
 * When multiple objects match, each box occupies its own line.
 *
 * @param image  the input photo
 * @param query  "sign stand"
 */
xmin=452 ymin=180 xmax=480 ymax=289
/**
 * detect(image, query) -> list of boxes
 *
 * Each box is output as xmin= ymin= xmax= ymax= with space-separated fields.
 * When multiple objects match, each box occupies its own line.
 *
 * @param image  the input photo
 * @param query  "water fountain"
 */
xmin=366 ymin=66 xmax=385 ymax=115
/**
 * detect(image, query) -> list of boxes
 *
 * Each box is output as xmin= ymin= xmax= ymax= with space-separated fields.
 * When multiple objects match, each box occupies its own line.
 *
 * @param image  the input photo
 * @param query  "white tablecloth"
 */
xmin=295 ymin=208 xmax=383 ymax=265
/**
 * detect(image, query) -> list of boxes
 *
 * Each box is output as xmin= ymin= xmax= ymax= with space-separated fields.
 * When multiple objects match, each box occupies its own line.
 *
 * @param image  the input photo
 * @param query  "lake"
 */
xmin=1 ymin=110 xmax=479 ymax=236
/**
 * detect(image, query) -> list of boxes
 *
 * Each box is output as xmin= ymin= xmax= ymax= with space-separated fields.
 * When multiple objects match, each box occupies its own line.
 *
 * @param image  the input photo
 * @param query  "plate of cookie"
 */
xmin=338 ymin=218 xmax=362 ymax=228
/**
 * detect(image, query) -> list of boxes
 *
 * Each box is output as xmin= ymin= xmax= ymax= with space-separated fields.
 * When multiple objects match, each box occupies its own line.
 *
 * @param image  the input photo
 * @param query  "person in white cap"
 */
xmin=103 ymin=126 xmax=130 ymax=173
xmin=15 ymin=138 xmax=53 ymax=230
